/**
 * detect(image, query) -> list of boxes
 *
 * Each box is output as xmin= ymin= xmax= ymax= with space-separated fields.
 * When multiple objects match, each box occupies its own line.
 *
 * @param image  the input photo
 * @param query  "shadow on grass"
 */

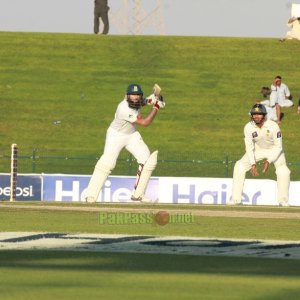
xmin=0 ymin=250 xmax=300 ymax=277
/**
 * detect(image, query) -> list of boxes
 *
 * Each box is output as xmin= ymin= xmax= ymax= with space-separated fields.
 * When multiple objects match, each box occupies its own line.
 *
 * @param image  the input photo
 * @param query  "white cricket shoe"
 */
xmin=85 ymin=196 xmax=96 ymax=203
xmin=130 ymin=195 xmax=141 ymax=202
xmin=227 ymin=199 xmax=243 ymax=206
xmin=279 ymin=201 xmax=289 ymax=207
xmin=131 ymin=195 xmax=158 ymax=204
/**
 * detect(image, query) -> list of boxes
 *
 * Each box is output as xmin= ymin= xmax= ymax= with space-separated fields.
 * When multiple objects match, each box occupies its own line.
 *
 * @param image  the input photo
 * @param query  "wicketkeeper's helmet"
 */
xmin=250 ymin=103 xmax=267 ymax=115
xmin=126 ymin=83 xmax=143 ymax=95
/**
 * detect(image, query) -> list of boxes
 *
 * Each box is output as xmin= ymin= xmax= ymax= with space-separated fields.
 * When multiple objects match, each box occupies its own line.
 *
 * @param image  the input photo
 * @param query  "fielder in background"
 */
xmin=260 ymin=86 xmax=281 ymax=124
xmin=279 ymin=17 xmax=300 ymax=41
xmin=94 ymin=0 xmax=109 ymax=35
xmin=271 ymin=76 xmax=293 ymax=108
xmin=85 ymin=83 xmax=165 ymax=203
xmin=286 ymin=17 xmax=300 ymax=40
xmin=231 ymin=103 xmax=290 ymax=206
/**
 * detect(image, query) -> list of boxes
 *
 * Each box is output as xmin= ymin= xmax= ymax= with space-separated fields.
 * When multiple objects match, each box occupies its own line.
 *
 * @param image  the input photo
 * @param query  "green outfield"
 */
xmin=1 ymin=202 xmax=300 ymax=299
xmin=1 ymin=202 xmax=300 ymax=240
xmin=1 ymin=32 xmax=300 ymax=299
xmin=1 ymin=250 xmax=300 ymax=300
xmin=1 ymin=32 xmax=300 ymax=178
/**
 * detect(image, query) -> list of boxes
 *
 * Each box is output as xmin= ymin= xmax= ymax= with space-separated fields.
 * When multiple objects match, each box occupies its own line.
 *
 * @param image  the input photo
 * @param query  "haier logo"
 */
xmin=42 ymin=175 xmax=158 ymax=202
xmin=55 ymin=180 xmax=81 ymax=201
xmin=172 ymin=183 xmax=261 ymax=205
xmin=53 ymin=180 xmax=132 ymax=202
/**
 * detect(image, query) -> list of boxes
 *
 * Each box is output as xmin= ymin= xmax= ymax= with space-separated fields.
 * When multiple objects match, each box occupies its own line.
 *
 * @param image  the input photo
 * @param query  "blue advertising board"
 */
xmin=0 ymin=174 xmax=42 ymax=201
xmin=1 ymin=173 xmax=299 ymax=206
xmin=42 ymin=174 xmax=159 ymax=202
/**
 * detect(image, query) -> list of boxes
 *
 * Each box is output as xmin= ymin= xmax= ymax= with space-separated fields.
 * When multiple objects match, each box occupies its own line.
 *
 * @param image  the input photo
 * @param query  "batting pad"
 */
xmin=132 ymin=150 xmax=158 ymax=199
xmin=85 ymin=156 xmax=113 ymax=202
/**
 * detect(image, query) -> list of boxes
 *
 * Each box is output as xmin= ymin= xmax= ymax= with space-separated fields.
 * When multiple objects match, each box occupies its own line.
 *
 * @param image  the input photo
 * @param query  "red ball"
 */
xmin=154 ymin=211 xmax=170 ymax=226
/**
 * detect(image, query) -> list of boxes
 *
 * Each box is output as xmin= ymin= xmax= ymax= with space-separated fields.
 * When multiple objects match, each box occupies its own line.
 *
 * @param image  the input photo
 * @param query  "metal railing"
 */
xmin=1 ymin=150 xmax=300 ymax=180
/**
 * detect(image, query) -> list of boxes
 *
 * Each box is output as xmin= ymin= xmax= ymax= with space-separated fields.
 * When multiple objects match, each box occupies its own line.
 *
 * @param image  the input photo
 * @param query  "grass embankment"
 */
xmin=1 ymin=32 xmax=300 ymax=178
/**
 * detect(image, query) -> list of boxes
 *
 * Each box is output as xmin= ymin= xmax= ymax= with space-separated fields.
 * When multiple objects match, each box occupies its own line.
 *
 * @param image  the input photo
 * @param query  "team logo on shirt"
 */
xmin=252 ymin=131 xmax=258 ymax=138
xmin=277 ymin=131 xmax=282 ymax=138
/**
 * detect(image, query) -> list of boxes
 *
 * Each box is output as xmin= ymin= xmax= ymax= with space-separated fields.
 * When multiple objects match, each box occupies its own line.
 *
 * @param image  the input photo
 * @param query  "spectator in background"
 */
xmin=280 ymin=17 xmax=300 ymax=41
xmin=298 ymin=98 xmax=300 ymax=114
xmin=260 ymin=86 xmax=281 ymax=124
xmin=271 ymin=76 xmax=293 ymax=108
xmin=94 ymin=0 xmax=109 ymax=35
xmin=287 ymin=17 xmax=300 ymax=40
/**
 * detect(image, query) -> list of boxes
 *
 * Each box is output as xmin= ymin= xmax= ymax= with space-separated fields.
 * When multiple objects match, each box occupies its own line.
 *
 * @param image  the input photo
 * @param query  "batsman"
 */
xmin=85 ymin=83 xmax=165 ymax=203
xmin=231 ymin=103 xmax=290 ymax=206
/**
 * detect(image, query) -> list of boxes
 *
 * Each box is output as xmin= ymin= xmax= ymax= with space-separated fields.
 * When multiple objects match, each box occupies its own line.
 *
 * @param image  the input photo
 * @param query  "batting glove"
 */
xmin=262 ymin=160 xmax=270 ymax=173
xmin=153 ymin=100 xmax=165 ymax=110
xmin=145 ymin=94 xmax=156 ymax=105
xmin=250 ymin=164 xmax=259 ymax=177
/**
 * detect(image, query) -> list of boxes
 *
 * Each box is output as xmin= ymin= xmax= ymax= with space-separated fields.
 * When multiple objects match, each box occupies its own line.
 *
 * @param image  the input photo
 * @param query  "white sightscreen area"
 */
xmin=291 ymin=3 xmax=300 ymax=18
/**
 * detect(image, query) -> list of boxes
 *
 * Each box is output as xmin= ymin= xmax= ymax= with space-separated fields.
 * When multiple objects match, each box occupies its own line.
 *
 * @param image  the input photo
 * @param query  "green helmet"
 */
xmin=250 ymin=103 xmax=267 ymax=115
xmin=126 ymin=83 xmax=143 ymax=95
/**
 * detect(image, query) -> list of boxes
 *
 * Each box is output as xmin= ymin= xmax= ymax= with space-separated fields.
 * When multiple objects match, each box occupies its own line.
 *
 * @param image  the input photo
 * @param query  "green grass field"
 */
xmin=1 ymin=202 xmax=300 ymax=299
xmin=1 ymin=202 xmax=300 ymax=240
xmin=1 ymin=250 xmax=300 ymax=300
xmin=1 ymin=32 xmax=300 ymax=178
xmin=1 ymin=32 xmax=300 ymax=299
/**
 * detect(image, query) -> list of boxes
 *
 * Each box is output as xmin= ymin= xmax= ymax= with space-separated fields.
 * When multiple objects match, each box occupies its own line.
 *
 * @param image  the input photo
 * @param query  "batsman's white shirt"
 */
xmin=244 ymin=119 xmax=283 ymax=165
xmin=103 ymin=99 xmax=150 ymax=165
xmin=109 ymin=99 xmax=139 ymax=134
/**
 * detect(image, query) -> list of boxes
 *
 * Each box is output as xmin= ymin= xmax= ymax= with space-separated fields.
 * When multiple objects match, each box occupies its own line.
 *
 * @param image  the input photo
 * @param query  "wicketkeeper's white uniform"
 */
xmin=231 ymin=119 xmax=290 ymax=205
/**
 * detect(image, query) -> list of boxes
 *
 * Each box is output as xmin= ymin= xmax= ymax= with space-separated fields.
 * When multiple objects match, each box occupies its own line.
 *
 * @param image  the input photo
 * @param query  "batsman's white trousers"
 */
xmin=85 ymin=128 xmax=150 ymax=201
xmin=232 ymin=149 xmax=290 ymax=204
xmin=103 ymin=127 xmax=150 ymax=165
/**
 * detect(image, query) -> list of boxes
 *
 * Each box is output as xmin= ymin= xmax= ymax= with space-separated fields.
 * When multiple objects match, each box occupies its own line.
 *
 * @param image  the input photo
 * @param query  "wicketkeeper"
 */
xmin=231 ymin=103 xmax=290 ymax=206
xmin=85 ymin=83 xmax=165 ymax=203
